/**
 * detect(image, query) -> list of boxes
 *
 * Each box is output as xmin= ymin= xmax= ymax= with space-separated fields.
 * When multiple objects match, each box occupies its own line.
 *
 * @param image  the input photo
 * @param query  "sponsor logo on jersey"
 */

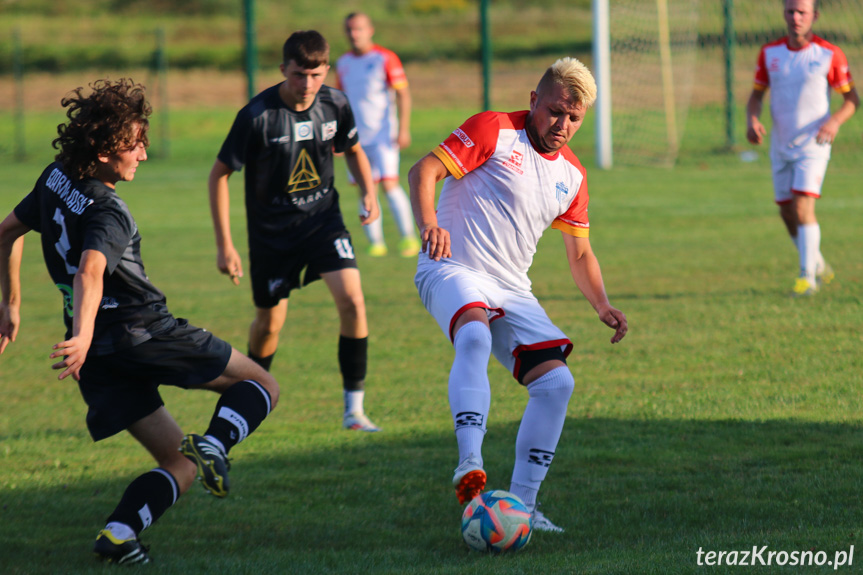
xmin=453 ymin=128 xmax=475 ymax=148
xmin=100 ymin=297 xmax=119 ymax=309
xmin=56 ymin=283 xmax=74 ymax=317
xmin=269 ymin=136 xmax=291 ymax=145
xmin=528 ymin=448 xmax=555 ymax=468
xmin=769 ymin=57 xmax=780 ymax=72
xmin=322 ymin=121 xmax=337 ymax=141
xmin=555 ymin=181 xmax=570 ymax=203
xmin=347 ymin=126 xmax=358 ymax=140
xmin=287 ymin=149 xmax=322 ymax=193
xmin=502 ymin=149 xmax=525 ymax=174
xmin=294 ymin=121 xmax=314 ymax=142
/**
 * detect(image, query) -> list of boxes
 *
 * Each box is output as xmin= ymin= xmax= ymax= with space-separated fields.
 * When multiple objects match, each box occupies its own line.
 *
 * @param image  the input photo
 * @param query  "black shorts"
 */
xmin=249 ymin=226 xmax=358 ymax=308
xmin=77 ymin=318 xmax=232 ymax=441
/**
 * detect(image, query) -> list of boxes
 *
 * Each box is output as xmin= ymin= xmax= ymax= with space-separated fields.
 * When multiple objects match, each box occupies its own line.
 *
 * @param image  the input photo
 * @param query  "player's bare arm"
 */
xmin=208 ymin=159 xmax=243 ymax=285
xmin=408 ymin=153 xmax=452 ymax=261
xmin=816 ymin=87 xmax=859 ymax=144
xmin=563 ymin=233 xmax=627 ymax=344
xmin=344 ymin=142 xmax=380 ymax=225
xmin=395 ymin=85 xmax=412 ymax=149
xmin=746 ymin=88 xmax=767 ymax=145
xmin=50 ymin=249 xmax=107 ymax=381
xmin=0 ymin=213 xmax=29 ymax=354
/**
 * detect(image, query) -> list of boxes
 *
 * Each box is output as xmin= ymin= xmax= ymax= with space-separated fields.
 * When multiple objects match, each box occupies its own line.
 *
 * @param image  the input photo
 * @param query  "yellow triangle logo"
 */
xmin=287 ymin=149 xmax=321 ymax=194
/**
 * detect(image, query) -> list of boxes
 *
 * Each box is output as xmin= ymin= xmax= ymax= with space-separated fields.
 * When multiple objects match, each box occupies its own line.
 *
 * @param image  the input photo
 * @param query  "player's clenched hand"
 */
xmin=50 ymin=335 xmax=93 ymax=381
xmin=0 ymin=301 xmax=20 ymax=355
xmin=421 ymin=225 xmax=451 ymax=261
xmin=597 ymin=304 xmax=627 ymax=344
xmin=359 ymin=196 xmax=380 ymax=226
xmin=218 ymin=246 xmax=244 ymax=286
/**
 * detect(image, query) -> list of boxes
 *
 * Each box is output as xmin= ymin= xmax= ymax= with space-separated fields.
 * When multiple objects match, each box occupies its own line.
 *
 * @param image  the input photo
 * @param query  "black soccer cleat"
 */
xmin=93 ymin=529 xmax=150 ymax=565
xmin=179 ymin=434 xmax=231 ymax=497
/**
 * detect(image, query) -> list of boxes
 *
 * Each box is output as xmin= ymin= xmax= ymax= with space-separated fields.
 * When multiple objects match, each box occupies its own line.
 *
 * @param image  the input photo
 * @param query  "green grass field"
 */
xmin=1 ymin=98 xmax=862 ymax=575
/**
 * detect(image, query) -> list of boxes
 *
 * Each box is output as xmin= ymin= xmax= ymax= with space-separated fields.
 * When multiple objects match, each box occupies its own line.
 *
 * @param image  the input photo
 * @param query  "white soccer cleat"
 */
xmin=452 ymin=455 xmax=486 ymax=505
xmin=530 ymin=506 xmax=564 ymax=533
xmin=343 ymin=411 xmax=381 ymax=432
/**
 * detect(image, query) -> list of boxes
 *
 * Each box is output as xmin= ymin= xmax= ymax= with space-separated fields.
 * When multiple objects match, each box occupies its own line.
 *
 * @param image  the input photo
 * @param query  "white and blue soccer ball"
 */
xmin=461 ymin=490 xmax=532 ymax=552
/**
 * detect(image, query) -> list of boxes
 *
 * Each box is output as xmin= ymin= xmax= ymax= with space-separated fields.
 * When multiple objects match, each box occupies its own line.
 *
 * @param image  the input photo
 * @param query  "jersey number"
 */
xmin=334 ymin=238 xmax=355 ymax=260
xmin=53 ymin=208 xmax=79 ymax=274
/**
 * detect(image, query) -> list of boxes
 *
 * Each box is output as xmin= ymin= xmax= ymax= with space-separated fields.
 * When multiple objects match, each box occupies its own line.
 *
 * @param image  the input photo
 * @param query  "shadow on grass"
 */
xmin=3 ymin=418 xmax=863 ymax=574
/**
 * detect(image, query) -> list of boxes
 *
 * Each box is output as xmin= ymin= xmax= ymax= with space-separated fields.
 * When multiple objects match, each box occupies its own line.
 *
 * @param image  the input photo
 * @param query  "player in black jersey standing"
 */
xmin=208 ymin=30 xmax=382 ymax=431
xmin=0 ymin=79 xmax=280 ymax=565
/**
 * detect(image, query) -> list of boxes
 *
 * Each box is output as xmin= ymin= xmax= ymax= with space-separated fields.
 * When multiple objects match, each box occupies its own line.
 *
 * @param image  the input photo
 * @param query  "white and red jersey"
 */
xmin=422 ymin=110 xmax=589 ymax=292
xmin=335 ymin=45 xmax=408 ymax=147
xmin=753 ymin=35 xmax=855 ymax=159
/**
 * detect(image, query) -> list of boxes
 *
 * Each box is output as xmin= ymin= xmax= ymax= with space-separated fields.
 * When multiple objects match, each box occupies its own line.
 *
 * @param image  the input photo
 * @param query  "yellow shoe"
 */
xmin=398 ymin=237 xmax=421 ymax=257
xmin=367 ymin=243 xmax=388 ymax=257
xmin=791 ymin=277 xmax=818 ymax=297
xmin=817 ymin=262 xmax=834 ymax=286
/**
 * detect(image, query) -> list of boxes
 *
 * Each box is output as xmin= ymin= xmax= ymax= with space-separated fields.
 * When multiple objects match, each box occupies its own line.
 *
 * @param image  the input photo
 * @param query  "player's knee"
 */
xmin=453 ymin=321 xmax=492 ymax=355
xmin=527 ymin=366 xmax=574 ymax=401
xmin=335 ymin=292 xmax=366 ymax=321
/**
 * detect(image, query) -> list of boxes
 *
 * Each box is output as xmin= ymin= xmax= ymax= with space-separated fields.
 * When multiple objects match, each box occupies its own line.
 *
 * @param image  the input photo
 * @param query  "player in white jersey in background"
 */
xmin=409 ymin=58 xmax=627 ymax=532
xmin=336 ymin=12 xmax=420 ymax=258
xmin=746 ymin=0 xmax=858 ymax=296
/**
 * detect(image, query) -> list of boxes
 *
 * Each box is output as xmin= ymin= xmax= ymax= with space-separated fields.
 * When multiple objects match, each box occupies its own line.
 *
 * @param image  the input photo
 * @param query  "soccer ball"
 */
xmin=461 ymin=490 xmax=532 ymax=552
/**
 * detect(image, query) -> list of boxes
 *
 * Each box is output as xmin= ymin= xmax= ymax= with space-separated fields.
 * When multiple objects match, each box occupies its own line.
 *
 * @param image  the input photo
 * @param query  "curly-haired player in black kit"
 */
xmin=0 ymin=78 xmax=280 ymax=565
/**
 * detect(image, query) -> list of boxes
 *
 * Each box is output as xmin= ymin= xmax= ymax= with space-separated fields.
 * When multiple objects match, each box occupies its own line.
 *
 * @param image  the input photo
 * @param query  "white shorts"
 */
xmin=347 ymin=141 xmax=400 ymax=184
xmin=771 ymin=154 xmax=829 ymax=204
xmin=415 ymin=261 xmax=572 ymax=379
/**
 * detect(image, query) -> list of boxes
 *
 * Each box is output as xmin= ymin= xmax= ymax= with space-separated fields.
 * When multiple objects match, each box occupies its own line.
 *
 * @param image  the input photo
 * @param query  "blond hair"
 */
xmin=538 ymin=57 xmax=597 ymax=108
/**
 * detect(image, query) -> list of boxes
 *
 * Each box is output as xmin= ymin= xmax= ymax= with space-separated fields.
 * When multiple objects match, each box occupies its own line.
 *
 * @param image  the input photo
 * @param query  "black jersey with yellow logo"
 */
xmin=217 ymin=84 xmax=359 ymax=250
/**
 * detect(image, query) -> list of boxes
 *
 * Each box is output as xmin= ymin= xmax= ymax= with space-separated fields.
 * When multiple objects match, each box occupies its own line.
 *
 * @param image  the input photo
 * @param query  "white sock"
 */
xmin=344 ymin=390 xmax=365 ymax=416
xmin=384 ymin=185 xmax=416 ymax=239
xmin=105 ymin=522 xmax=136 ymax=541
xmin=360 ymin=199 xmax=385 ymax=245
xmin=449 ymin=322 xmax=492 ymax=465
xmin=510 ymin=367 xmax=574 ymax=506
xmin=797 ymin=223 xmax=820 ymax=285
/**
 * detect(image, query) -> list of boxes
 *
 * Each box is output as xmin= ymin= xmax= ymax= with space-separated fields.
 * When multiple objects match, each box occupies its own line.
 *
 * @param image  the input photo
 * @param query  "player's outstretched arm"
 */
xmin=563 ymin=233 xmax=627 ymax=344
xmin=408 ymin=153 xmax=452 ymax=261
xmin=746 ymin=88 xmax=767 ymax=145
xmin=0 ymin=213 xmax=29 ymax=355
xmin=344 ymin=142 xmax=380 ymax=225
xmin=50 ymin=249 xmax=106 ymax=381
xmin=208 ymin=159 xmax=243 ymax=285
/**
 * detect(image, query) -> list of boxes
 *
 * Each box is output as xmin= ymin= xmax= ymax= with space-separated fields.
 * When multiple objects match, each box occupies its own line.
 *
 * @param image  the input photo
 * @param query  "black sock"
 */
xmin=205 ymin=380 xmax=272 ymax=453
xmin=338 ymin=335 xmax=368 ymax=392
xmin=106 ymin=468 xmax=179 ymax=535
xmin=248 ymin=349 xmax=274 ymax=372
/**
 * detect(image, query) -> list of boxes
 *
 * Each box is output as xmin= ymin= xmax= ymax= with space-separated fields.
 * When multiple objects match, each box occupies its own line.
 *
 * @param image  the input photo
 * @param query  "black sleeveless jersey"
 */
xmin=14 ymin=162 xmax=175 ymax=355
xmin=217 ymin=84 xmax=360 ymax=250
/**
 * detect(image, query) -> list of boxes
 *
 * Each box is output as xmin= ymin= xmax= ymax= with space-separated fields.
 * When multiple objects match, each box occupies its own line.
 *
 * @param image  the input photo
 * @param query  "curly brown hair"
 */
xmin=53 ymin=78 xmax=152 ymax=180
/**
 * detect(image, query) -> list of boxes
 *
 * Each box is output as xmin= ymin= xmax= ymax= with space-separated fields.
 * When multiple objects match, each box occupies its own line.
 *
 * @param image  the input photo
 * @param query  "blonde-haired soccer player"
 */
xmin=409 ymin=58 xmax=627 ymax=532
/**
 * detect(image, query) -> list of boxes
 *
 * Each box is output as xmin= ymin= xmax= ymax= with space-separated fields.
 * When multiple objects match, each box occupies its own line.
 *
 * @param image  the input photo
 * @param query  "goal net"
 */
xmin=609 ymin=0 xmax=863 ymax=167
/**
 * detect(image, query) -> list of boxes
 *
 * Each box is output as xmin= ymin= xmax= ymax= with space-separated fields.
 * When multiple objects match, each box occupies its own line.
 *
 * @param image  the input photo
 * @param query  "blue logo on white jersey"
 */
xmin=555 ymin=181 xmax=569 ymax=203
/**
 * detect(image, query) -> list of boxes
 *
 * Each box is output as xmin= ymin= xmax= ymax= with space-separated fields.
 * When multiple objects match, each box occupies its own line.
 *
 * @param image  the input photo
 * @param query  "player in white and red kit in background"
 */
xmin=746 ymin=0 xmax=858 ymax=296
xmin=409 ymin=58 xmax=627 ymax=532
xmin=336 ymin=12 xmax=420 ymax=258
